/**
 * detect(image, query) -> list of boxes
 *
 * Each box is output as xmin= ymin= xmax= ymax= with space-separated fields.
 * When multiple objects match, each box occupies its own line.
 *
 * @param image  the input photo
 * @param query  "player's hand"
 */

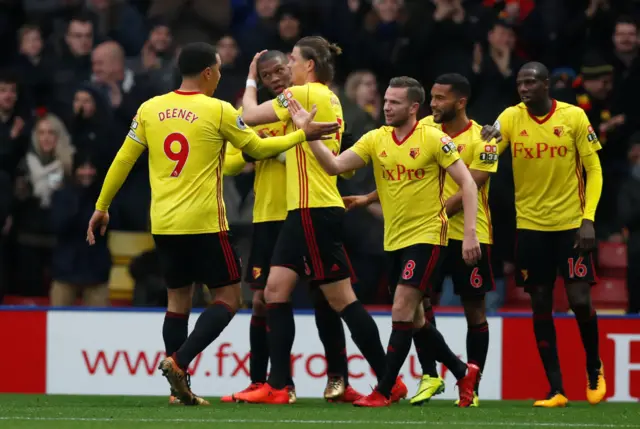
xmin=287 ymin=98 xmax=340 ymax=141
xmin=575 ymin=219 xmax=596 ymax=252
xmin=480 ymin=124 xmax=502 ymax=143
xmin=248 ymin=50 xmax=267 ymax=80
xmin=87 ymin=210 xmax=110 ymax=246
xmin=462 ymin=233 xmax=482 ymax=266
xmin=343 ymin=195 xmax=370 ymax=211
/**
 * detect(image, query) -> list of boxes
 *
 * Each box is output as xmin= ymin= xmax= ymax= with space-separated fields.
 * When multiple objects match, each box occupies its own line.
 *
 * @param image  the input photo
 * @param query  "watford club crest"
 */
xmin=252 ymin=267 xmax=262 ymax=279
xmin=553 ymin=126 xmax=564 ymax=137
xmin=409 ymin=148 xmax=420 ymax=159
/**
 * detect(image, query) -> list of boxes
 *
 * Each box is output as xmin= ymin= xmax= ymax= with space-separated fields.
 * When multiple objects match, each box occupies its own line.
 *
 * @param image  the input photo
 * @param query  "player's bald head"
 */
xmin=520 ymin=62 xmax=549 ymax=81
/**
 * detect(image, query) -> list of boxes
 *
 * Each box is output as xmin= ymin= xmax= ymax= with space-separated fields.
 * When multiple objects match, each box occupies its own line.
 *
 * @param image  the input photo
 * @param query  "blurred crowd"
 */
xmin=0 ymin=0 xmax=639 ymax=311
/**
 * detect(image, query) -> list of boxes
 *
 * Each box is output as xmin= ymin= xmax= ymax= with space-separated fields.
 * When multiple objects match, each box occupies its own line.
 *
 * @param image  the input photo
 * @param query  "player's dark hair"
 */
xmin=389 ymin=76 xmax=425 ymax=105
xmin=520 ymin=62 xmax=549 ymax=81
xmin=295 ymin=36 xmax=342 ymax=84
xmin=434 ymin=73 xmax=471 ymax=99
xmin=178 ymin=42 xmax=218 ymax=78
xmin=258 ymin=50 xmax=288 ymax=67
xmin=616 ymin=15 xmax=637 ymax=29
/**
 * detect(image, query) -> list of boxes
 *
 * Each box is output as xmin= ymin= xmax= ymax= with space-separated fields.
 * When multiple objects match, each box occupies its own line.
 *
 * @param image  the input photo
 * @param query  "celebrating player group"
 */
xmin=86 ymin=35 xmax=607 ymax=409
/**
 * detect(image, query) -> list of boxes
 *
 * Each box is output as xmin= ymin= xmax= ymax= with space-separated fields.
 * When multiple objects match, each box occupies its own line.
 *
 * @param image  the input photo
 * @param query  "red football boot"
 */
xmin=353 ymin=390 xmax=390 ymax=407
xmin=220 ymin=382 xmax=263 ymax=403
xmin=328 ymin=385 xmax=364 ymax=403
xmin=234 ymin=383 xmax=289 ymax=404
xmin=457 ymin=364 xmax=481 ymax=408
xmin=390 ymin=377 xmax=408 ymax=403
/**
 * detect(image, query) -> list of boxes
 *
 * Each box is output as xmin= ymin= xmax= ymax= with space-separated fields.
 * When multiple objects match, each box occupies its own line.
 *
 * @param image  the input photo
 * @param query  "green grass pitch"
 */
xmin=1 ymin=396 xmax=639 ymax=429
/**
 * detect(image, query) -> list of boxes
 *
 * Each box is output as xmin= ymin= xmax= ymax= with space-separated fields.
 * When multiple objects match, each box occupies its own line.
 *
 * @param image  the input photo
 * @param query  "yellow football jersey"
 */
xmin=496 ymin=100 xmax=602 ymax=231
xmin=272 ymin=83 xmax=345 ymax=210
xmin=420 ymin=117 xmax=498 ymax=244
xmin=350 ymin=121 xmax=461 ymax=251
xmin=224 ymin=115 xmax=288 ymax=223
xmin=122 ymin=90 xmax=303 ymax=234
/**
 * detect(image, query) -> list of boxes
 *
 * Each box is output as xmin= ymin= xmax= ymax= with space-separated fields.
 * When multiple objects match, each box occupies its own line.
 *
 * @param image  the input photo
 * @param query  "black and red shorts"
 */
xmin=431 ymin=240 xmax=495 ymax=299
xmin=386 ymin=244 xmax=444 ymax=296
xmin=153 ymin=231 xmax=241 ymax=289
xmin=515 ymin=228 xmax=597 ymax=289
xmin=271 ymin=207 xmax=354 ymax=285
xmin=244 ymin=220 xmax=284 ymax=290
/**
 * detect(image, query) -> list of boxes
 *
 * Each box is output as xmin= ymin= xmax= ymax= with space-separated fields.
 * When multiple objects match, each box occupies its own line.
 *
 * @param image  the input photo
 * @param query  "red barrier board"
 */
xmin=502 ymin=317 xmax=640 ymax=402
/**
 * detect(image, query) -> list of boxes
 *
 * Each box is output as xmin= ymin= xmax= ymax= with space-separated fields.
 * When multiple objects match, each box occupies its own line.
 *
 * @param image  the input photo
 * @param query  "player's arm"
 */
xmin=223 ymin=143 xmax=247 ymax=176
xmin=574 ymin=111 xmax=603 ymax=250
xmin=445 ymin=139 xmax=499 ymax=217
xmin=307 ymin=140 xmax=366 ymax=175
xmin=484 ymin=108 xmax=514 ymax=154
xmin=95 ymin=115 xmax=147 ymax=212
xmin=241 ymin=51 xmax=281 ymax=126
xmin=343 ymin=190 xmax=379 ymax=211
xmin=221 ymin=102 xmax=337 ymax=159
xmin=437 ymin=133 xmax=481 ymax=264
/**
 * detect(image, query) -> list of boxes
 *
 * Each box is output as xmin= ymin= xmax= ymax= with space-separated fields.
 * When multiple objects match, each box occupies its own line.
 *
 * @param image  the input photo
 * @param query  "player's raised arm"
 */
xmin=445 ymin=139 xmax=499 ymax=217
xmin=241 ymin=51 xmax=282 ymax=126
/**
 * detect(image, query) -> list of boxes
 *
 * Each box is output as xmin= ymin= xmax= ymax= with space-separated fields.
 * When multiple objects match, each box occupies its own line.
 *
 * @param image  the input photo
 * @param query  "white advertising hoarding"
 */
xmin=47 ymin=311 xmax=502 ymax=399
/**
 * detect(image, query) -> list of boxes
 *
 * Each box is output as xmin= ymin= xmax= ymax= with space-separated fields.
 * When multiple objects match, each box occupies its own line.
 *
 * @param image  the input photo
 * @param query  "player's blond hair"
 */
xmin=295 ymin=36 xmax=342 ymax=84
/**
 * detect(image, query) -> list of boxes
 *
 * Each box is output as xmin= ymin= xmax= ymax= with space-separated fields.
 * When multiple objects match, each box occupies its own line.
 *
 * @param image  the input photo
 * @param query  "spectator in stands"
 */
xmin=469 ymin=20 xmax=523 ymax=126
xmin=272 ymin=3 xmax=305 ymax=55
xmin=236 ymin=0 xmax=280 ymax=63
xmin=214 ymin=35 xmax=245 ymax=105
xmin=85 ymin=0 xmax=146 ymax=56
xmin=619 ymin=133 xmax=640 ymax=314
xmin=147 ymin=0 xmax=231 ymax=45
xmin=12 ymin=24 xmax=50 ymax=109
xmin=128 ymin=20 xmax=178 ymax=93
xmin=47 ymin=14 xmax=94 ymax=116
xmin=50 ymin=152 xmax=111 ymax=307
xmin=344 ymin=70 xmax=382 ymax=125
xmin=13 ymin=113 xmax=74 ymax=296
xmin=66 ymin=85 xmax=115 ymax=175
xmin=0 ymin=70 xmax=30 ymax=177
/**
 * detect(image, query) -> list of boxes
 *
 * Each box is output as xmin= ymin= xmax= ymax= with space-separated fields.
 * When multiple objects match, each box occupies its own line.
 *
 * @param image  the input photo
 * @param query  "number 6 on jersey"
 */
xmin=164 ymin=132 xmax=190 ymax=177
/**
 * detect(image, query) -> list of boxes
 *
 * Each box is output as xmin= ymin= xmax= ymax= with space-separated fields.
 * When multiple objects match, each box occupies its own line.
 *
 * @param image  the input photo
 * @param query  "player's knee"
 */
xmin=166 ymin=285 xmax=194 ymax=314
xmin=566 ymin=286 xmax=592 ymax=319
xmin=412 ymin=304 xmax=426 ymax=328
xmin=392 ymin=285 xmax=421 ymax=321
xmin=321 ymin=279 xmax=357 ymax=313
xmin=213 ymin=284 xmax=242 ymax=311
xmin=462 ymin=297 xmax=487 ymax=325
xmin=252 ymin=290 xmax=267 ymax=316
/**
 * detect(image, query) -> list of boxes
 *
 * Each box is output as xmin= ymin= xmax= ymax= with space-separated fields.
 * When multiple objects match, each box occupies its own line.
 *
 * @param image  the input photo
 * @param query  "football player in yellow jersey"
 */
xmin=220 ymin=50 xmax=362 ymax=404
xmin=295 ymin=76 xmax=482 ymax=408
xmin=348 ymin=74 xmax=499 ymax=407
xmin=492 ymin=62 xmax=606 ymax=407
xmin=86 ymin=42 xmax=340 ymax=406
xmin=234 ymin=37 xmax=392 ymax=405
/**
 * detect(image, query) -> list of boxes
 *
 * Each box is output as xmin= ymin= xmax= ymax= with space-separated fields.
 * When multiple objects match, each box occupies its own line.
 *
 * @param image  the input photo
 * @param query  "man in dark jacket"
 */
xmin=619 ymin=134 xmax=640 ymax=314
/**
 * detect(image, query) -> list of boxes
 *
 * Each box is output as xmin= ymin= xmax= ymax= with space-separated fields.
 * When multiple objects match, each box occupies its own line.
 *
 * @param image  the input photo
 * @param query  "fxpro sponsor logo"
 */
xmin=46 ymin=312 xmax=503 ymax=399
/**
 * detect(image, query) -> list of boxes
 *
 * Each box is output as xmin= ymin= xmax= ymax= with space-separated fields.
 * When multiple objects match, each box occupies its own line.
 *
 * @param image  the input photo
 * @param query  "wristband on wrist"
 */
xmin=246 ymin=79 xmax=257 ymax=89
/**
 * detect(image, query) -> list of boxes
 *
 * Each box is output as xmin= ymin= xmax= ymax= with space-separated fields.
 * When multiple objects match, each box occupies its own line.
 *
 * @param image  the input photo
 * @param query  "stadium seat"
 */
xmin=108 ymin=231 xmax=155 ymax=301
xmin=108 ymin=231 xmax=155 ymax=265
xmin=598 ymin=242 xmax=627 ymax=269
xmin=591 ymin=277 xmax=627 ymax=308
